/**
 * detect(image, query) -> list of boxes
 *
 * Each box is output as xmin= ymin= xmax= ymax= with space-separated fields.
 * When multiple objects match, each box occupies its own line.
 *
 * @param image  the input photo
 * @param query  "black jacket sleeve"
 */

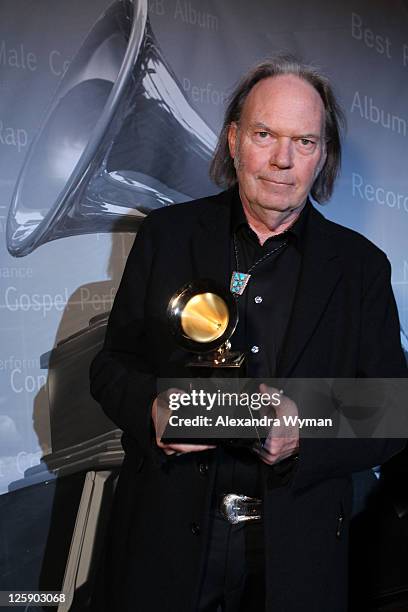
xmin=89 ymin=216 xmax=158 ymax=457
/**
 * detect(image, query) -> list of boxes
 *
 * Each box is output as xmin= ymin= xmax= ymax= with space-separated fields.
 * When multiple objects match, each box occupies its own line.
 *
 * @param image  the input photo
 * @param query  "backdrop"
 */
xmin=0 ymin=0 xmax=407 ymax=495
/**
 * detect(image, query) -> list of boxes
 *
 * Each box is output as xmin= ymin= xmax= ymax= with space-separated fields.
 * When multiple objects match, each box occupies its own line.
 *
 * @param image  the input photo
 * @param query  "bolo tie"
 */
xmin=229 ymin=230 xmax=289 ymax=450
xmin=230 ymin=233 xmax=289 ymax=296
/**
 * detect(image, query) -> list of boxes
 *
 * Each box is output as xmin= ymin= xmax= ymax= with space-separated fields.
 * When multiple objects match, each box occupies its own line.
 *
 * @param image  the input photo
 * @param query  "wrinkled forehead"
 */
xmin=241 ymin=75 xmax=326 ymax=135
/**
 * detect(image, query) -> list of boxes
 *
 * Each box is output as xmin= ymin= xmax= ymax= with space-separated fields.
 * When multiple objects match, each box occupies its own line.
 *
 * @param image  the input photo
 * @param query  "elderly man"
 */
xmin=90 ymin=56 xmax=406 ymax=612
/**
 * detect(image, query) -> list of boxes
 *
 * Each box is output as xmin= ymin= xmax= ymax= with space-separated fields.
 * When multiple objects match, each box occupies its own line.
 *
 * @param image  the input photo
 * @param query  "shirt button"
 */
xmin=199 ymin=463 xmax=208 ymax=475
xmin=254 ymin=296 xmax=263 ymax=304
xmin=251 ymin=345 xmax=260 ymax=354
xmin=190 ymin=522 xmax=201 ymax=535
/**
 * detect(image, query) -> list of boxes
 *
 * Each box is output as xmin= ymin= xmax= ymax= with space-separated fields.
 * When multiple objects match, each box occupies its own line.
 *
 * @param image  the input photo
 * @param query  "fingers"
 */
xmin=257 ymin=453 xmax=292 ymax=466
xmin=254 ymin=446 xmax=298 ymax=465
xmin=158 ymin=442 xmax=216 ymax=455
xmin=259 ymin=383 xmax=282 ymax=396
xmin=161 ymin=447 xmax=178 ymax=456
xmin=152 ymin=387 xmax=185 ymax=441
xmin=169 ymin=443 xmax=217 ymax=452
xmin=152 ymin=388 xmax=217 ymax=455
xmin=254 ymin=436 xmax=299 ymax=465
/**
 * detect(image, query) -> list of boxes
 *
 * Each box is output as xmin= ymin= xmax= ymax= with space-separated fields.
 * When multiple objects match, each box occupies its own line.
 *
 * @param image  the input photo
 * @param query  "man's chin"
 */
xmin=239 ymin=185 xmax=305 ymax=214
xmin=255 ymin=197 xmax=299 ymax=213
xmin=255 ymin=188 xmax=308 ymax=213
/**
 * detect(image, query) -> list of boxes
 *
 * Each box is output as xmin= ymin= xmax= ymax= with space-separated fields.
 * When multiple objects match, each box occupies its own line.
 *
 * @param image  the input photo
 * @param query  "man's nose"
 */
xmin=270 ymin=137 xmax=293 ymax=169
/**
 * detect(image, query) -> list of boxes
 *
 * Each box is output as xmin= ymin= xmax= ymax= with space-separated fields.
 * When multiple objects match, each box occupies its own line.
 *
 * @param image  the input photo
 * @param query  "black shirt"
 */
xmin=230 ymin=188 xmax=308 ymax=378
xmin=213 ymin=189 xmax=308 ymax=500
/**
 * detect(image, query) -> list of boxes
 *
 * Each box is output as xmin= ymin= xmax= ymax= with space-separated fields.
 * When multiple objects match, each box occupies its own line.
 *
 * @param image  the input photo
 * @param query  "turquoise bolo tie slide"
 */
xmin=230 ymin=271 xmax=251 ymax=296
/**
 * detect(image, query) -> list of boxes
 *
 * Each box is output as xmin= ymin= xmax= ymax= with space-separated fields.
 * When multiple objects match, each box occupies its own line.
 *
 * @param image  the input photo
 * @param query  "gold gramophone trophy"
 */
xmin=163 ymin=279 xmax=249 ymax=444
xmin=167 ymin=279 xmax=245 ymax=371
xmin=163 ymin=281 xmax=272 ymax=448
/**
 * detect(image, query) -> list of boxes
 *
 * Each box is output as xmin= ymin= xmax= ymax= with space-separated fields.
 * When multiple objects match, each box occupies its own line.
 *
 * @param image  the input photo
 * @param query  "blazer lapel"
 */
xmin=190 ymin=189 xmax=233 ymax=290
xmin=277 ymin=205 xmax=343 ymax=377
xmin=190 ymin=192 xmax=342 ymax=377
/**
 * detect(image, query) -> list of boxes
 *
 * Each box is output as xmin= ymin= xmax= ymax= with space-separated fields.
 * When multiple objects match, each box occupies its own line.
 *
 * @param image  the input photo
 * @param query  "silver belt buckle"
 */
xmin=220 ymin=493 xmax=262 ymax=524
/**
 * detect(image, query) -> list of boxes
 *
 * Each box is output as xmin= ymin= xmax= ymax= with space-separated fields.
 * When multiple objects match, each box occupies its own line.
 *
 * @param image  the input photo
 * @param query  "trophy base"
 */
xmin=160 ymin=436 xmax=264 ymax=448
xmin=188 ymin=350 xmax=245 ymax=369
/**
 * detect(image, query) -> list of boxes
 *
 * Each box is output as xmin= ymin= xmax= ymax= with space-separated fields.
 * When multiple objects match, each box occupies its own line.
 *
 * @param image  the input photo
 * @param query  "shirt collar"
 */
xmin=231 ymin=186 xmax=309 ymax=248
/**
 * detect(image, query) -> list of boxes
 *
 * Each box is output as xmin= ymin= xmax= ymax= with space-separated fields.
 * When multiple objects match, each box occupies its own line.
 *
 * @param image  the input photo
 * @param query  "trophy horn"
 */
xmin=6 ymin=0 xmax=217 ymax=257
xmin=167 ymin=280 xmax=245 ymax=369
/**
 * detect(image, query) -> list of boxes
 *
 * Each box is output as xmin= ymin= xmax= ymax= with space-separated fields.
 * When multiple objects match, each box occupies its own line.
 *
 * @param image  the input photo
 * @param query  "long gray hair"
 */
xmin=210 ymin=55 xmax=345 ymax=203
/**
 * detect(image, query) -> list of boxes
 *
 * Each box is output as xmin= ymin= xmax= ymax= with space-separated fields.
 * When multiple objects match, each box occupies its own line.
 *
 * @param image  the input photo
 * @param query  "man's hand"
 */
xmin=151 ymin=388 xmax=216 ymax=456
xmin=254 ymin=383 xmax=299 ymax=466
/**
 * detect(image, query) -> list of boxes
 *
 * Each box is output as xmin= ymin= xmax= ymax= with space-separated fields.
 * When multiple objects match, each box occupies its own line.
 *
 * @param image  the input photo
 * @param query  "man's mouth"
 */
xmin=258 ymin=177 xmax=293 ymax=186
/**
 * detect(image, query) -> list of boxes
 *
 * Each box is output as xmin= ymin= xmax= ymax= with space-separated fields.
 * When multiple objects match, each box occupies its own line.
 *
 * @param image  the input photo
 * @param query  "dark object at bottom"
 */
xmin=350 ymin=448 xmax=408 ymax=612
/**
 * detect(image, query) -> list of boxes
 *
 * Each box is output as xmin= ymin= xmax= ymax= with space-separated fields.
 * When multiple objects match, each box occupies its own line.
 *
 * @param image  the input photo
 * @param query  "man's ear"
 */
xmin=227 ymin=122 xmax=238 ymax=159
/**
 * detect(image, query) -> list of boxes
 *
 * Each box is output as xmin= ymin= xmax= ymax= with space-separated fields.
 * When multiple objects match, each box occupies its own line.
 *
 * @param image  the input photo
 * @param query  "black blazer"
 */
xmin=90 ymin=188 xmax=406 ymax=612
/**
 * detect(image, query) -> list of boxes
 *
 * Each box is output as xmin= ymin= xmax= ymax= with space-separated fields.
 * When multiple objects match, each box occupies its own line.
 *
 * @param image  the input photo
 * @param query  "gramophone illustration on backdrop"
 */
xmin=6 ymin=0 xmax=217 ymax=257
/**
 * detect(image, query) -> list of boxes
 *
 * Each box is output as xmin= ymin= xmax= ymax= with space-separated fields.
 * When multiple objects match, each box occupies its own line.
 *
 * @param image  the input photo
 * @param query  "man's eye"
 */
xmin=300 ymin=138 xmax=319 ymax=148
xmin=256 ymin=131 xmax=269 ymax=138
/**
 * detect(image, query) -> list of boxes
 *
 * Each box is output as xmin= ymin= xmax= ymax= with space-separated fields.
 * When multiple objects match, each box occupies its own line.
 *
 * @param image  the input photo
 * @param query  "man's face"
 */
xmin=228 ymin=74 xmax=327 ymax=215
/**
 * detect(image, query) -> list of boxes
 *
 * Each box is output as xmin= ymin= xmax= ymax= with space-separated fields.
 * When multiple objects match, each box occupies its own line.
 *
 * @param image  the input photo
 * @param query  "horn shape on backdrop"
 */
xmin=7 ymin=0 xmax=217 ymax=257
